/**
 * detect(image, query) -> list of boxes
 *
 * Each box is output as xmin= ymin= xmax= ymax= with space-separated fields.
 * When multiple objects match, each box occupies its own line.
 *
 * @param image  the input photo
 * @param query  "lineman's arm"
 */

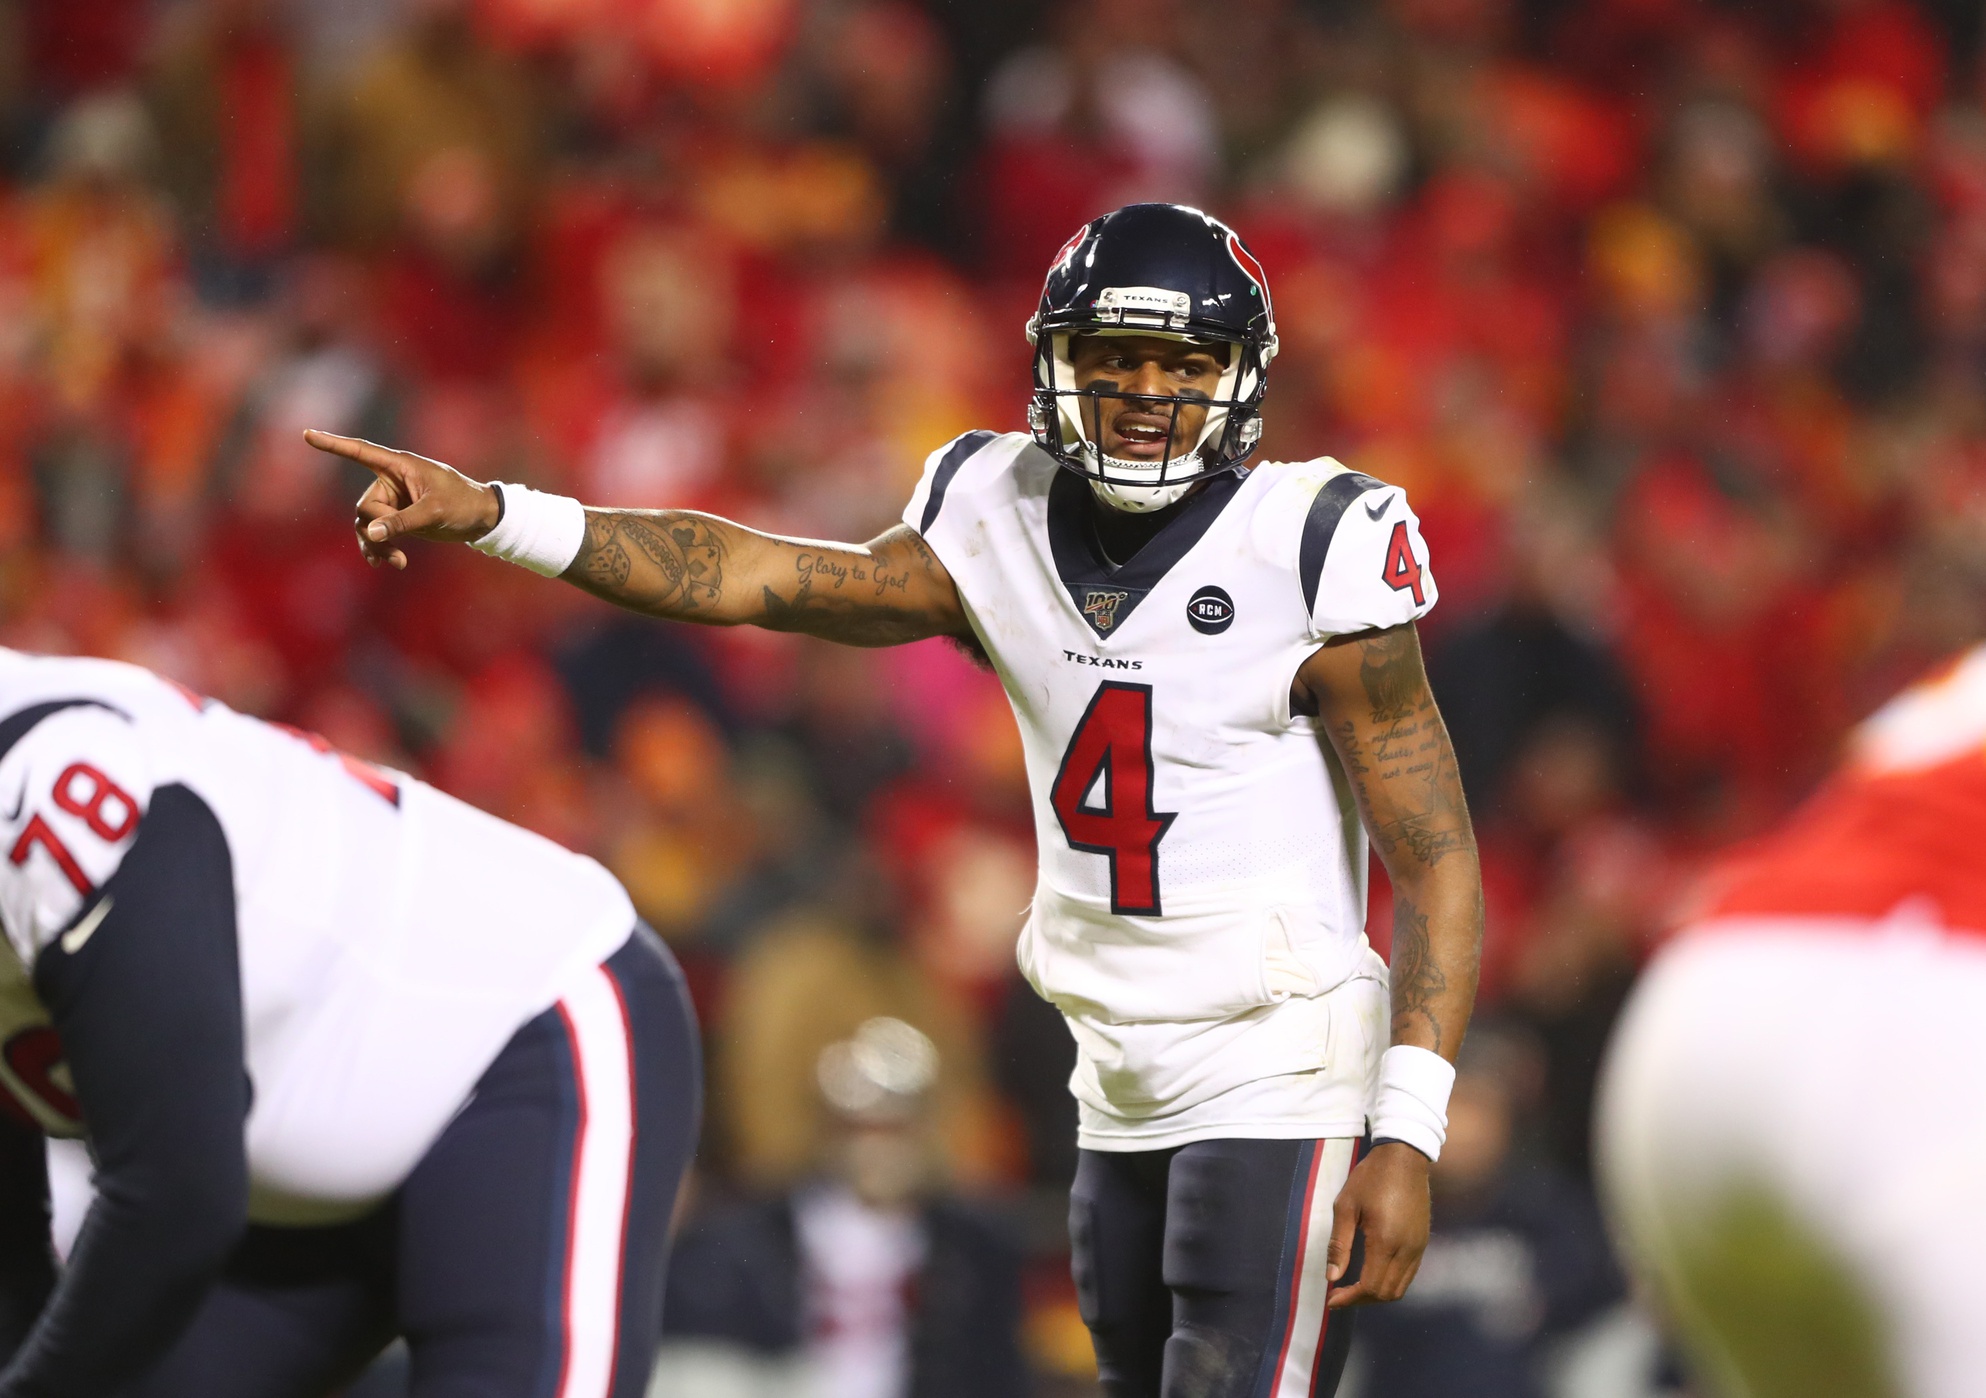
xmin=0 ymin=785 xmax=250 ymax=1396
xmin=303 ymin=431 xmax=971 ymax=647
xmin=1294 ymin=622 xmax=1484 ymax=1309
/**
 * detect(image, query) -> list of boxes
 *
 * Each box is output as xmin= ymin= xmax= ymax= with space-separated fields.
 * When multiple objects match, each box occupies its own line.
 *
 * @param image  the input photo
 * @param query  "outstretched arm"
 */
xmin=563 ymin=512 xmax=967 ymax=646
xmin=1294 ymin=622 xmax=1484 ymax=1310
xmin=303 ymin=431 xmax=971 ymax=647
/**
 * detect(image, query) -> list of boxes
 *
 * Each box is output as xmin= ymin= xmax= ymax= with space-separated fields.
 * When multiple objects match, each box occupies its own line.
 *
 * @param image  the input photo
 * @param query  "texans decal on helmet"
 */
xmin=1224 ymin=232 xmax=1271 ymax=317
xmin=1048 ymin=227 xmax=1087 ymax=278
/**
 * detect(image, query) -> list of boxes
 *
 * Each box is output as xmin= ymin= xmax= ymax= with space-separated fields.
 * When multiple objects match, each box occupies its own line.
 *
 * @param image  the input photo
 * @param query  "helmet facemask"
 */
xmin=1028 ymin=327 xmax=1266 ymax=513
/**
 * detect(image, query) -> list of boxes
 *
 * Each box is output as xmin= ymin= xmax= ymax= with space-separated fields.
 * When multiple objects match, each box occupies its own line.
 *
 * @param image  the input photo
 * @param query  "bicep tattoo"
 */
xmin=1335 ymin=629 xmax=1473 ymax=873
xmin=1357 ymin=627 xmax=1422 ymax=723
xmin=755 ymin=529 xmax=960 ymax=646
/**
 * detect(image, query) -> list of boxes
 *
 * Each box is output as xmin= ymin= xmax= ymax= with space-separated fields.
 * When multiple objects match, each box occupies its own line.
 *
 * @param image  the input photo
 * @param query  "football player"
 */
xmin=0 ymin=649 xmax=699 ymax=1398
xmin=1597 ymin=646 xmax=1986 ymax=1398
xmin=308 ymin=202 xmax=1484 ymax=1398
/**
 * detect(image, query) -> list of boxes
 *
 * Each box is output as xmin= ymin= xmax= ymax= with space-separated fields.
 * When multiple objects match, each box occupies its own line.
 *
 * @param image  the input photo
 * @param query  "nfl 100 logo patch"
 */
xmin=1186 ymin=585 xmax=1234 ymax=635
xmin=1083 ymin=589 xmax=1129 ymax=632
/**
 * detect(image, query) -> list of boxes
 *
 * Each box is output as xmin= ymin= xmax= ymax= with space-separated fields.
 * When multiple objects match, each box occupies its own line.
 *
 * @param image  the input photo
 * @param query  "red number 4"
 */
xmin=1051 ymin=683 xmax=1176 ymax=916
xmin=8 ymin=762 xmax=141 ymax=897
xmin=1382 ymin=520 xmax=1426 ymax=606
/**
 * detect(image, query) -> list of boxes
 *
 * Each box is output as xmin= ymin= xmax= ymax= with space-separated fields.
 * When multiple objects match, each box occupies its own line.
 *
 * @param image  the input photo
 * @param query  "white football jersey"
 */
xmin=0 ymin=650 xmax=636 ymax=1222
xmin=904 ymin=432 xmax=1436 ymax=1149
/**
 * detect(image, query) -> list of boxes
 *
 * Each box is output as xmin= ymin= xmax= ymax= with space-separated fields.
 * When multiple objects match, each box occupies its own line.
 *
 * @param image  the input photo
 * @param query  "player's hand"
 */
xmin=302 ymin=430 xmax=502 ymax=571
xmin=1325 ymin=1141 xmax=1431 ymax=1308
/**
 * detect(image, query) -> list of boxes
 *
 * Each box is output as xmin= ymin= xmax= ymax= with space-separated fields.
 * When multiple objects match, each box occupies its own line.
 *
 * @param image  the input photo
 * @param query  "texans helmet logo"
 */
xmin=1048 ymin=227 xmax=1087 ymax=280
xmin=1225 ymin=232 xmax=1272 ymax=319
xmin=1083 ymin=589 xmax=1129 ymax=632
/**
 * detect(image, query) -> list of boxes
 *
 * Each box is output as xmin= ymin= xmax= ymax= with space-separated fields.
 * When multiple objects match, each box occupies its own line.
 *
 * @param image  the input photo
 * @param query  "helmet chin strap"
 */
xmin=1087 ymin=454 xmax=1201 ymax=513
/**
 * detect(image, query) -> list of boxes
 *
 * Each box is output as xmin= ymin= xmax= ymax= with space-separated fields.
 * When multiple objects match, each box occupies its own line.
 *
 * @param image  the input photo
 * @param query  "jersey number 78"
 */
xmin=7 ymin=762 xmax=140 ymax=897
xmin=1050 ymin=682 xmax=1177 ymax=916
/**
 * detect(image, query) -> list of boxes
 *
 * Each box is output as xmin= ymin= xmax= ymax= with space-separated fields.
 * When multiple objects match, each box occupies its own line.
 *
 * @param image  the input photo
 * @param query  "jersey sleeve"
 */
xmin=1296 ymin=471 xmax=1439 ymax=640
xmin=901 ymin=429 xmax=999 ymax=538
xmin=2 ymin=782 xmax=249 ymax=1398
xmin=0 ymin=708 xmax=154 ymax=967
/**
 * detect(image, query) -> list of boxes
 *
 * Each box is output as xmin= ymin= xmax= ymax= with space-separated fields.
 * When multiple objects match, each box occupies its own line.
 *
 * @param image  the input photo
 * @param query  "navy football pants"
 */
xmin=1071 ymin=1137 xmax=1365 ymax=1398
xmin=128 ymin=926 xmax=700 ymax=1398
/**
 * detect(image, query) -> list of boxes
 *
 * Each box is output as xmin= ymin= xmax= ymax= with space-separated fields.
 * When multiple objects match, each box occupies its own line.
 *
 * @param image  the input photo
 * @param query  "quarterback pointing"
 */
xmin=309 ymin=203 xmax=1484 ymax=1398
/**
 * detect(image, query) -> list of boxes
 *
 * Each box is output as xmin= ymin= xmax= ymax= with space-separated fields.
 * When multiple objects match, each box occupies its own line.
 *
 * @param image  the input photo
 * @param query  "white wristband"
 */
xmin=471 ymin=483 xmax=586 ymax=578
xmin=1371 ymin=1044 xmax=1456 ymax=1162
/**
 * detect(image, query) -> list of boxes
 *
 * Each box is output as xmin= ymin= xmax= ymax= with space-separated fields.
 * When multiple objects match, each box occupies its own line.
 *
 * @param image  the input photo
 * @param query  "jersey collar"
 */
xmin=1047 ymin=467 xmax=1248 ymax=639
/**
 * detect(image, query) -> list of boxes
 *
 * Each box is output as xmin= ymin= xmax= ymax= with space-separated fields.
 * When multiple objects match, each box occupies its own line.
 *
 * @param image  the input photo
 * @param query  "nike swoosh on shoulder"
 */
xmin=61 ymin=896 xmax=112 ymax=955
xmin=1363 ymin=494 xmax=1390 ymax=520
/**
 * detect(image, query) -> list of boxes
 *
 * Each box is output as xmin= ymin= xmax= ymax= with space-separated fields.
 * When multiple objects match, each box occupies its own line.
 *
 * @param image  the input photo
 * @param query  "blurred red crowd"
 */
xmin=3 ymin=0 xmax=1986 ymax=1215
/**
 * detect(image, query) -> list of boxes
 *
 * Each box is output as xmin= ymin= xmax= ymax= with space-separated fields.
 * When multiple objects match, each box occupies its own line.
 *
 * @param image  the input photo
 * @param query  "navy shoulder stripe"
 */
xmin=918 ymin=430 xmax=998 ymax=535
xmin=1299 ymin=471 xmax=1387 ymax=615
xmin=0 ymin=699 xmax=126 ymax=767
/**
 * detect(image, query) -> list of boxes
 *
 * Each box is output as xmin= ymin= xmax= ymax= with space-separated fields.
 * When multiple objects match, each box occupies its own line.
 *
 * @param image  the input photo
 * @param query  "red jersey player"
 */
xmin=1598 ymin=644 xmax=1986 ymax=1398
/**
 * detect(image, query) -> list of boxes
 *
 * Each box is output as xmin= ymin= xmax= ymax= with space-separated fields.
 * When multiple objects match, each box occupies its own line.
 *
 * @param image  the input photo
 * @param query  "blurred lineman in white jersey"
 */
xmin=0 ymin=649 xmax=699 ymax=1398
xmin=305 ymin=202 xmax=1484 ymax=1398
xmin=1599 ymin=644 xmax=1986 ymax=1398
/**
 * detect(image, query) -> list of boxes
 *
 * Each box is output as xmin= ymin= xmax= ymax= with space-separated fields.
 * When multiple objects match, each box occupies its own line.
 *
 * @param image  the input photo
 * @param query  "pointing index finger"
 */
xmin=303 ymin=430 xmax=407 ymax=481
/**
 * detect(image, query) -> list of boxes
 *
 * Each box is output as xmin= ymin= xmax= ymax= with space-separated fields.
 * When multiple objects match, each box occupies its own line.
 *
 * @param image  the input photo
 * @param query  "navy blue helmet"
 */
xmin=1026 ymin=203 xmax=1279 ymax=511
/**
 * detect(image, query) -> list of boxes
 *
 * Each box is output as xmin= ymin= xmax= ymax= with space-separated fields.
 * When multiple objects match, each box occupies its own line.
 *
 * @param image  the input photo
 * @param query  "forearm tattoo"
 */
xmin=570 ymin=512 xmax=726 ymax=611
xmin=1388 ymin=895 xmax=1450 ymax=1053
